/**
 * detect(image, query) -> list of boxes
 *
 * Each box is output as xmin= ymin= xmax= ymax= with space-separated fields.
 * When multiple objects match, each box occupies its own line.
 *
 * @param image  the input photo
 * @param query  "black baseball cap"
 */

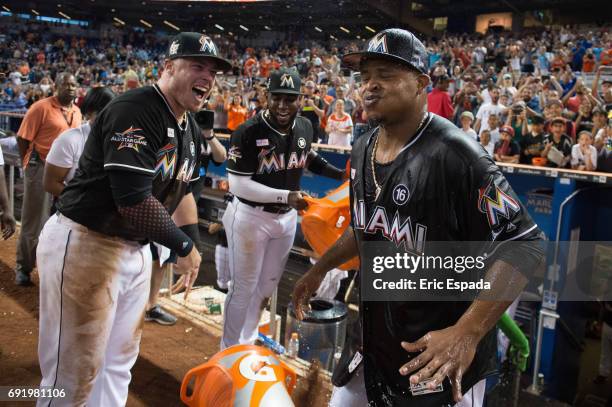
xmin=267 ymin=69 xmax=302 ymax=95
xmin=342 ymin=28 xmax=429 ymax=74
xmin=167 ymin=32 xmax=232 ymax=73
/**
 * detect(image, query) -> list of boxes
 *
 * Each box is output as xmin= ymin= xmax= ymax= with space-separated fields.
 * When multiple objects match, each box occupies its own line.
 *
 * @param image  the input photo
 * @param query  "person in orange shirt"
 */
xmin=582 ymin=50 xmax=596 ymax=73
xmin=226 ymin=94 xmax=248 ymax=131
xmin=14 ymin=72 xmax=82 ymax=286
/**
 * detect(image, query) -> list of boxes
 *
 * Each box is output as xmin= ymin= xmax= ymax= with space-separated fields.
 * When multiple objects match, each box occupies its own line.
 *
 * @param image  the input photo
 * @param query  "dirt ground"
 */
xmin=0 ymin=233 xmax=328 ymax=407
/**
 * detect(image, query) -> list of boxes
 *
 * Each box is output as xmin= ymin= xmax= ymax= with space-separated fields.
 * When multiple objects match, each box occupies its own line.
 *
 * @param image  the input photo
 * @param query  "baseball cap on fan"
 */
xmin=166 ymin=32 xmax=232 ymax=73
xmin=342 ymin=28 xmax=429 ymax=74
xmin=267 ymin=68 xmax=302 ymax=95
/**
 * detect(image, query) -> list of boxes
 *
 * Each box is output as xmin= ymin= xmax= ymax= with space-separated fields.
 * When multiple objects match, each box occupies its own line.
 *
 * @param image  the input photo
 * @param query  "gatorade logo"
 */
xmin=239 ymin=355 xmax=277 ymax=382
xmin=368 ymin=33 xmax=388 ymax=54
xmin=279 ymin=73 xmax=294 ymax=89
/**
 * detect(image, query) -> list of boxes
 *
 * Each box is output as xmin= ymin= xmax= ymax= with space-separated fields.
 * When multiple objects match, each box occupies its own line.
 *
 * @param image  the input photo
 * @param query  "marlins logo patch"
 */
xmin=478 ymin=180 xmax=520 ymax=231
xmin=199 ymin=35 xmax=217 ymax=55
xmin=279 ymin=73 xmax=294 ymax=89
xmin=155 ymin=143 xmax=177 ymax=181
xmin=111 ymin=126 xmax=147 ymax=152
xmin=368 ymin=33 xmax=388 ymax=53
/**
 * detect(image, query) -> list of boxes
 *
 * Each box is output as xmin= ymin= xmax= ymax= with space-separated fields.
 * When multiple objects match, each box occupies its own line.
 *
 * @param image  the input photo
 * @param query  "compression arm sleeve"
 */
xmin=307 ymin=151 xmax=345 ymax=180
xmin=108 ymin=171 xmax=193 ymax=256
xmin=228 ymin=172 xmax=290 ymax=204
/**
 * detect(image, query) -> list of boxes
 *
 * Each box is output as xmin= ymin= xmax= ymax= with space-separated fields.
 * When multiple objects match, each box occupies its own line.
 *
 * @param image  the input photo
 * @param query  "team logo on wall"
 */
xmin=368 ymin=33 xmax=388 ymax=53
xmin=392 ymin=184 xmax=410 ymax=206
xmin=111 ymin=126 xmax=147 ymax=152
xmin=199 ymin=35 xmax=217 ymax=55
xmin=297 ymin=137 xmax=306 ymax=148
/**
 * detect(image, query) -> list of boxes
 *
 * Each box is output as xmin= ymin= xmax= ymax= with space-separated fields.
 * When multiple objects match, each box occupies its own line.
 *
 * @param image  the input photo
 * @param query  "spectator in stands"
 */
xmin=591 ymin=107 xmax=608 ymax=138
xmin=494 ymin=125 xmax=520 ymax=163
xmin=225 ymin=94 xmax=248 ymax=132
xmin=479 ymin=129 xmax=495 ymax=157
xmin=301 ymin=80 xmax=326 ymax=142
xmin=506 ymin=101 xmax=529 ymax=145
xmin=575 ymin=98 xmax=596 ymax=132
xmin=327 ymin=85 xmax=355 ymax=118
xmin=0 ymin=143 xmax=16 ymax=240
xmin=474 ymin=85 xmax=506 ymax=136
xmin=43 ymin=87 xmax=115 ymax=197
xmin=208 ymin=87 xmax=229 ymax=132
xmin=545 ymin=99 xmax=575 ymax=140
xmin=427 ymin=74 xmax=453 ymax=120
xmin=452 ymin=78 xmax=481 ymax=126
xmin=325 ymin=99 xmax=353 ymax=147
xmin=543 ymin=117 xmax=573 ymax=168
xmin=459 ymin=111 xmax=477 ymax=141
xmin=488 ymin=113 xmax=501 ymax=145
xmin=595 ymin=124 xmax=612 ymax=172
xmin=500 ymin=72 xmax=518 ymax=101
xmin=15 ymin=72 xmax=82 ymax=286
xmin=571 ymin=130 xmax=597 ymax=171
xmin=521 ymin=115 xmax=546 ymax=165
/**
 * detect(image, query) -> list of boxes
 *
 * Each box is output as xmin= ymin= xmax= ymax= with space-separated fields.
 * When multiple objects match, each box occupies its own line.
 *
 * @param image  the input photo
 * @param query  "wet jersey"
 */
xmin=226 ymin=110 xmax=313 ymax=194
xmin=349 ymin=113 xmax=542 ymax=406
xmin=58 ymin=84 xmax=201 ymax=241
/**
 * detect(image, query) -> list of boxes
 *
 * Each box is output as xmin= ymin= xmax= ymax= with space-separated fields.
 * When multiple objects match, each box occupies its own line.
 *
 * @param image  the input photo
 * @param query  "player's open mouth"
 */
xmin=364 ymin=95 xmax=380 ymax=107
xmin=277 ymin=112 xmax=290 ymax=121
xmin=192 ymin=86 xmax=207 ymax=101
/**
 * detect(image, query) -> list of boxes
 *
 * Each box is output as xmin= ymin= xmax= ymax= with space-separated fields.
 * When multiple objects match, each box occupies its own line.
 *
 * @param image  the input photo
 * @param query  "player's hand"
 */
xmin=1 ymin=212 xmax=16 ymax=240
xmin=398 ymin=323 xmax=481 ymax=403
xmin=176 ymin=245 xmax=201 ymax=276
xmin=288 ymin=191 xmax=309 ymax=210
xmin=292 ymin=268 xmax=326 ymax=320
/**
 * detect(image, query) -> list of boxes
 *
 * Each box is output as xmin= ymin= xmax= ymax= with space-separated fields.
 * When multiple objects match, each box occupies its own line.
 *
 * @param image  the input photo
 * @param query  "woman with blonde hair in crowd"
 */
xmin=325 ymin=98 xmax=353 ymax=147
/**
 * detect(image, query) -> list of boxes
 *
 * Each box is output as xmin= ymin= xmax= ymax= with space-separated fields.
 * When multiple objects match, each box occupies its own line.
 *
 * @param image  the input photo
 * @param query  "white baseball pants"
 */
xmin=36 ymin=214 xmax=151 ymax=407
xmin=221 ymin=199 xmax=297 ymax=348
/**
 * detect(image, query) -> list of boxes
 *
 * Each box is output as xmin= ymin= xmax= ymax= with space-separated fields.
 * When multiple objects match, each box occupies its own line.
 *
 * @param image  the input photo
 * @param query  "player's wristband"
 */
xmin=180 ymin=224 xmax=200 ymax=246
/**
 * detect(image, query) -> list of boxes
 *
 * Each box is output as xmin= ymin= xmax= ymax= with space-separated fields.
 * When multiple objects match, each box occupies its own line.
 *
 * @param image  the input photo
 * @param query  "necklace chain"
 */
xmin=371 ymin=113 xmax=427 ymax=200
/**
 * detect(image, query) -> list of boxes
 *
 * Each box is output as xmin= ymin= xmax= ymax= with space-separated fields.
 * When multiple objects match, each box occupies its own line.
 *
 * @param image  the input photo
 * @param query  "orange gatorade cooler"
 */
xmin=180 ymin=344 xmax=297 ymax=407
xmin=301 ymin=181 xmax=360 ymax=271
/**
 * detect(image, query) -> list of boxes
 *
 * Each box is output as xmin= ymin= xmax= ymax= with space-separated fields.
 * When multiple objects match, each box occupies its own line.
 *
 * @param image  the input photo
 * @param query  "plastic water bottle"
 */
xmin=256 ymin=333 xmax=285 ymax=355
xmin=287 ymin=332 xmax=300 ymax=359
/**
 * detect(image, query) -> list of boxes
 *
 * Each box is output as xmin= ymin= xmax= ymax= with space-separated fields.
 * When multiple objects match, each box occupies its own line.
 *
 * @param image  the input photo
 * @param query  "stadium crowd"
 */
xmin=1 ymin=17 xmax=612 ymax=171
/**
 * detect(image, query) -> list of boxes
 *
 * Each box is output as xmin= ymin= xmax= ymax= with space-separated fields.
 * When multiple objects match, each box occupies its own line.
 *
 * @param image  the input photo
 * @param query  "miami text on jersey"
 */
xmin=257 ymin=151 xmax=307 ymax=174
xmin=353 ymin=200 xmax=427 ymax=252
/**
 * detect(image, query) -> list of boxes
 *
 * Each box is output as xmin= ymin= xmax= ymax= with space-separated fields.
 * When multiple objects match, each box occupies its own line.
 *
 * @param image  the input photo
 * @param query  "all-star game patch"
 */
xmin=111 ymin=126 xmax=148 ymax=152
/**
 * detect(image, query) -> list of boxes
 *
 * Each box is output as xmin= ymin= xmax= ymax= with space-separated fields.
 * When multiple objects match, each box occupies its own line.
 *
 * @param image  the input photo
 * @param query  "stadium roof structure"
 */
xmin=2 ymin=0 xmax=608 ymax=38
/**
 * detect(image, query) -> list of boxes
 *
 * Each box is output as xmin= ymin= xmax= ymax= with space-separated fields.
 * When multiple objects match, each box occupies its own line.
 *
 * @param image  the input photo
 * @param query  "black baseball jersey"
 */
xmin=58 ymin=84 xmax=201 ymax=241
xmin=349 ymin=113 xmax=542 ymax=406
xmin=226 ymin=110 xmax=313 ymax=195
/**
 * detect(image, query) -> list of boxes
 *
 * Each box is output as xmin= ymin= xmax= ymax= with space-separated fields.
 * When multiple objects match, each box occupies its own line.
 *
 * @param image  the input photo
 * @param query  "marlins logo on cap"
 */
xmin=368 ymin=33 xmax=388 ymax=53
xmin=169 ymin=41 xmax=180 ymax=56
xmin=279 ymin=73 xmax=295 ymax=89
xmin=199 ymin=35 xmax=217 ymax=55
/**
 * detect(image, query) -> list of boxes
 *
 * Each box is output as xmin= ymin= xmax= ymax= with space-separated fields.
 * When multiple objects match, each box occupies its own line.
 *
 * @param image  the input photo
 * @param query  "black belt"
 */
xmin=236 ymin=197 xmax=292 ymax=214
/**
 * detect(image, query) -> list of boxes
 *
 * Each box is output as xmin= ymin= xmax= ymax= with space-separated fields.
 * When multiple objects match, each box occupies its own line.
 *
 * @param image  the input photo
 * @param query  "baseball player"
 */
xmin=292 ymin=29 xmax=544 ymax=406
xmin=35 ymin=32 xmax=231 ymax=406
xmin=221 ymin=68 xmax=346 ymax=349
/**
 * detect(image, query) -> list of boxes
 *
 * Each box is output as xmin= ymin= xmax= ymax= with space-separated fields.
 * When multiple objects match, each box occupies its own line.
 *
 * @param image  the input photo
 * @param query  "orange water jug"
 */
xmin=301 ymin=181 xmax=360 ymax=271
xmin=180 ymin=344 xmax=297 ymax=407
